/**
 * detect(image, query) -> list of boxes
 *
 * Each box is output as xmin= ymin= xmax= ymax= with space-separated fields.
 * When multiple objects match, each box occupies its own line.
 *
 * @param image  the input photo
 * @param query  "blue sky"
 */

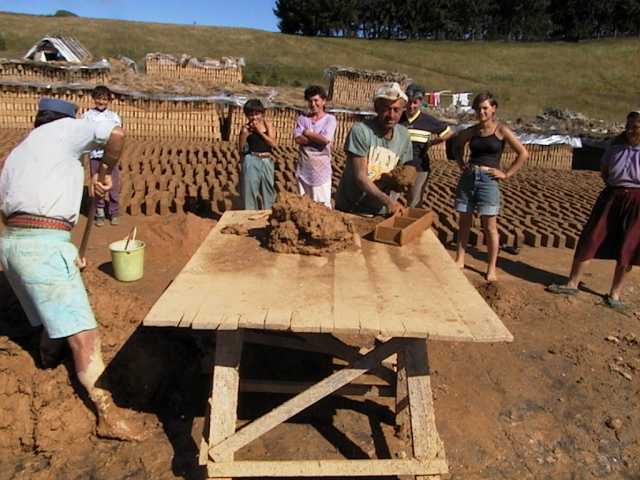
xmin=1 ymin=1 xmax=279 ymax=31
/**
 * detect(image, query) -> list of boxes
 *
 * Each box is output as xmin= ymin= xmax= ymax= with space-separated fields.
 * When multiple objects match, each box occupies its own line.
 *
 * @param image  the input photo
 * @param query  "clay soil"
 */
xmin=1 ymin=211 xmax=639 ymax=480
xmin=267 ymin=192 xmax=356 ymax=256
xmin=375 ymin=165 xmax=418 ymax=198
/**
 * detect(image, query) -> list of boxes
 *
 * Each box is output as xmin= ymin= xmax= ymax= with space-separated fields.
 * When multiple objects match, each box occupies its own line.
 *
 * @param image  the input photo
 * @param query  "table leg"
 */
xmin=395 ymin=348 xmax=410 ymax=442
xmin=405 ymin=339 xmax=444 ymax=480
xmin=207 ymin=330 xmax=244 ymax=480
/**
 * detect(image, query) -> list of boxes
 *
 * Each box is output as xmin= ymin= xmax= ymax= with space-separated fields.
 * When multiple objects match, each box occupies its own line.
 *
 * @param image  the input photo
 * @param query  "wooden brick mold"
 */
xmin=374 ymin=208 xmax=435 ymax=246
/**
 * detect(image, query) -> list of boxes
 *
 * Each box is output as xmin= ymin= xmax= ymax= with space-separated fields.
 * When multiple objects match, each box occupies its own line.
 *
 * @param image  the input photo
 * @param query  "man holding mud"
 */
xmin=401 ymin=83 xmax=453 ymax=207
xmin=335 ymin=82 xmax=412 ymax=215
xmin=0 ymin=98 xmax=144 ymax=441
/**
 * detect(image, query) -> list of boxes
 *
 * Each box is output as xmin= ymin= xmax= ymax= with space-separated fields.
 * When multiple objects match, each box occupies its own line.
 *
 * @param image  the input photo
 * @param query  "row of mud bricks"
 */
xmin=117 ymin=141 xmax=326 ymax=216
xmin=426 ymin=159 xmax=601 ymax=248
xmin=0 ymin=130 xmax=602 ymax=250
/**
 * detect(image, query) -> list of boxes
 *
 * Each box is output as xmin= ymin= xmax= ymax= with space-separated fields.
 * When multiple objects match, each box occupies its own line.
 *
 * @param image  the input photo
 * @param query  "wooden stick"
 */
xmin=206 ymin=458 xmax=448 ymax=477
xmin=207 ymin=330 xmax=244 ymax=479
xmin=239 ymin=379 xmax=394 ymax=397
xmin=124 ymin=226 xmax=137 ymax=251
xmin=78 ymin=162 xmax=107 ymax=261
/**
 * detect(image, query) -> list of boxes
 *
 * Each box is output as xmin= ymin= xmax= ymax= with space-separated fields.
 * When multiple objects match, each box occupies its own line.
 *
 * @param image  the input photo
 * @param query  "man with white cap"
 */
xmin=0 ymin=97 xmax=144 ymax=441
xmin=335 ymin=82 xmax=412 ymax=215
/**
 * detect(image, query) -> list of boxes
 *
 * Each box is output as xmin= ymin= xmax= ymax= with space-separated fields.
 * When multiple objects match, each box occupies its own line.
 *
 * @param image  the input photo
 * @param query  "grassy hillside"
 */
xmin=0 ymin=12 xmax=638 ymax=120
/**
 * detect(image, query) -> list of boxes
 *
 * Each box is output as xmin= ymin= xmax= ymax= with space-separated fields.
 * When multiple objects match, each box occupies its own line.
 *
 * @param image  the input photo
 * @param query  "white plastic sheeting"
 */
xmin=24 ymin=37 xmax=91 ymax=64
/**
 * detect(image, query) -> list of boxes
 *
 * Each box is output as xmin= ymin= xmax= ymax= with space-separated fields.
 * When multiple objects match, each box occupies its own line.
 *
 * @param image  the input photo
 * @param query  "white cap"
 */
xmin=374 ymin=82 xmax=408 ymax=102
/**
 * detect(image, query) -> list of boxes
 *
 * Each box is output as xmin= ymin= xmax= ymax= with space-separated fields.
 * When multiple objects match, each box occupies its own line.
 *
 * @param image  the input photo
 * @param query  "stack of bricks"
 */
xmin=0 ymin=60 xmax=109 ymax=84
xmin=0 ymin=83 xmax=223 ymax=141
xmin=0 ymin=128 xmax=600 ymax=250
xmin=428 ymin=142 xmax=574 ymax=171
xmin=226 ymin=105 xmax=373 ymax=149
xmin=326 ymin=67 xmax=409 ymax=108
xmin=145 ymin=54 xmax=243 ymax=85
xmin=226 ymin=104 xmax=301 ymax=147
xmin=425 ymin=157 xmax=599 ymax=248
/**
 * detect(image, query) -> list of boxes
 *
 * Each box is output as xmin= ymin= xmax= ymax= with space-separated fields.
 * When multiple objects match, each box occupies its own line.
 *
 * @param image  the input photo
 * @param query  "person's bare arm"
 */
xmin=428 ymin=126 xmax=454 ymax=147
xmin=294 ymin=135 xmax=310 ymax=146
xmin=92 ymin=126 xmax=125 ymax=197
xmin=257 ymin=119 xmax=277 ymax=148
xmin=351 ymin=154 xmax=402 ymax=215
xmin=101 ymin=126 xmax=125 ymax=173
xmin=495 ymin=124 xmax=528 ymax=179
xmin=238 ymin=125 xmax=249 ymax=153
xmin=302 ymin=129 xmax=331 ymax=146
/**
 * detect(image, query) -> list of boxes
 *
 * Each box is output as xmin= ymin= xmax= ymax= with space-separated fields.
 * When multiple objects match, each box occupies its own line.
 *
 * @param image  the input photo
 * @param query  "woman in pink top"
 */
xmin=294 ymin=85 xmax=337 ymax=208
xmin=548 ymin=111 xmax=640 ymax=309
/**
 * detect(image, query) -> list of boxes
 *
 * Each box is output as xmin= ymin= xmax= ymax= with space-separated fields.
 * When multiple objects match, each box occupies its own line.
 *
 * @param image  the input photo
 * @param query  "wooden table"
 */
xmin=143 ymin=210 xmax=513 ymax=479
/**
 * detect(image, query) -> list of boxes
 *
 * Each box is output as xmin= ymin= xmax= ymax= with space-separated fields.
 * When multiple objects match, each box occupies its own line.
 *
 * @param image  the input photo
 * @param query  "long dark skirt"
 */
xmin=574 ymin=186 xmax=640 ymax=267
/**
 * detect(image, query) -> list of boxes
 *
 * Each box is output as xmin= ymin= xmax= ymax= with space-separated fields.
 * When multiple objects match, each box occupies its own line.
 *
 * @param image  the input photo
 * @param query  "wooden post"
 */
xmin=395 ymin=348 xmax=410 ymax=442
xmin=207 ymin=330 xmax=244 ymax=480
xmin=405 ymin=339 xmax=445 ymax=480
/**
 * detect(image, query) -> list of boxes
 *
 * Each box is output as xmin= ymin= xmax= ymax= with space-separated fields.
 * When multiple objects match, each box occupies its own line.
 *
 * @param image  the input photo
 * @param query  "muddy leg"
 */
xmin=68 ymin=329 xmax=146 ymax=441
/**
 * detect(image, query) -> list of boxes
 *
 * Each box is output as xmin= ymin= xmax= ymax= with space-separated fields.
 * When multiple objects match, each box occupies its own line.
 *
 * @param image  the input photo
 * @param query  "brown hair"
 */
xmin=472 ymin=92 xmax=498 ymax=111
xmin=91 ymin=85 xmax=113 ymax=100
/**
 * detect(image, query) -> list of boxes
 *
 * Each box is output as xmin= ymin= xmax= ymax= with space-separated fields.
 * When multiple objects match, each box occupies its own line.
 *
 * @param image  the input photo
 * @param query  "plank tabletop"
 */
xmin=143 ymin=210 xmax=513 ymax=343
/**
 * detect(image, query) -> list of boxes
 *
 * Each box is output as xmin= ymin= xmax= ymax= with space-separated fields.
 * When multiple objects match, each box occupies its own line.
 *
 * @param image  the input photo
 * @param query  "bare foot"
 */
xmin=454 ymin=260 xmax=465 ymax=270
xmin=93 ymin=389 xmax=150 ymax=442
xmin=486 ymin=271 xmax=498 ymax=282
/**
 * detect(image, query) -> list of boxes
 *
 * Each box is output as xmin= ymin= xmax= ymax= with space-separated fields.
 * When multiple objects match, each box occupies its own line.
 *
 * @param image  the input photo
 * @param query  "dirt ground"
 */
xmin=0 ymin=211 xmax=639 ymax=480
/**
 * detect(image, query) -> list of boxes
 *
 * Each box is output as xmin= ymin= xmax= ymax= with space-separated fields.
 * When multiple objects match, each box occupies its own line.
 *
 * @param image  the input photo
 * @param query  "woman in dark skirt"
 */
xmin=548 ymin=111 xmax=640 ymax=308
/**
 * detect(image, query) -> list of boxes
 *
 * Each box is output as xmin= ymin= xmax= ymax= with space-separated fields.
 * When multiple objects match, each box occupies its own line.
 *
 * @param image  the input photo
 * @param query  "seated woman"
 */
xmin=548 ymin=111 xmax=640 ymax=309
xmin=453 ymin=92 xmax=528 ymax=282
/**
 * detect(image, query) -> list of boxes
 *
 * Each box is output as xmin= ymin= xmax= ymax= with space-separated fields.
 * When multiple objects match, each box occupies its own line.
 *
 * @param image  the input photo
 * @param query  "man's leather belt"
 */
xmin=7 ymin=213 xmax=73 ymax=231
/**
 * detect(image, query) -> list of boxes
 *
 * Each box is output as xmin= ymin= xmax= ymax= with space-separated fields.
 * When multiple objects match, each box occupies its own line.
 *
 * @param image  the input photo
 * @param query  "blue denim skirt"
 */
xmin=454 ymin=166 xmax=501 ymax=216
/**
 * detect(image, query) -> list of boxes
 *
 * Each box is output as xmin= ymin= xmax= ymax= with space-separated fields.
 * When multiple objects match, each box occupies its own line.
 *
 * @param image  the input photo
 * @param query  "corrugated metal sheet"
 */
xmin=24 ymin=36 xmax=92 ymax=63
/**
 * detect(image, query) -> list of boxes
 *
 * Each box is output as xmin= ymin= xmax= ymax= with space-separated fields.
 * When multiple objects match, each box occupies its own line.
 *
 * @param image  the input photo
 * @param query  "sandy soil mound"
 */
xmin=267 ymin=192 xmax=356 ymax=256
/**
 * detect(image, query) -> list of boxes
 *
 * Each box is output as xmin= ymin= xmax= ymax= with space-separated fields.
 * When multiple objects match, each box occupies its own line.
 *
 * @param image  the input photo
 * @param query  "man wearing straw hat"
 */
xmin=335 ymin=82 xmax=412 ymax=215
xmin=0 ymin=97 xmax=145 ymax=441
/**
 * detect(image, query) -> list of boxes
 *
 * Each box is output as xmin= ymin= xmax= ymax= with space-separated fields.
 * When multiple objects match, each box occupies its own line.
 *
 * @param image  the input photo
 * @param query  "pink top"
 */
xmin=294 ymin=113 xmax=337 ymax=186
xmin=604 ymin=140 xmax=640 ymax=188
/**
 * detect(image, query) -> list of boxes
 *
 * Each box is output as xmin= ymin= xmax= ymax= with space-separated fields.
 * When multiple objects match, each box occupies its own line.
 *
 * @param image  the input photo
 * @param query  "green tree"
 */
xmin=53 ymin=10 xmax=78 ymax=17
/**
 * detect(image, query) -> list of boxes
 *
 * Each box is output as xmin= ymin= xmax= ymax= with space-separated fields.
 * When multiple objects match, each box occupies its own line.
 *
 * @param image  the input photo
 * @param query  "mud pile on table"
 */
xmin=267 ymin=192 xmax=356 ymax=256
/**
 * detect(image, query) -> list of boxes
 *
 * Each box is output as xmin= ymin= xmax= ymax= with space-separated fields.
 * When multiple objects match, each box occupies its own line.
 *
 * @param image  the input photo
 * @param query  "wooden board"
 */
xmin=144 ymin=210 xmax=512 ymax=343
xmin=206 ymin=458 xmax=448 ymax=477
xmin=205 ymin=331 xmax=243 ymax=478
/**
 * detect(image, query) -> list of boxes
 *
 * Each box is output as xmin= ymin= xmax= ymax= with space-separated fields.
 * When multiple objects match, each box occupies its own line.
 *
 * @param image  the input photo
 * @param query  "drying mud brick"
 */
xmin=221 ymin=223 xmax=250 ymax=236
xmin=267 ymin=192 xmax=357 ymax=256
xmin=0 ymin=131 xmax=606 ymax=249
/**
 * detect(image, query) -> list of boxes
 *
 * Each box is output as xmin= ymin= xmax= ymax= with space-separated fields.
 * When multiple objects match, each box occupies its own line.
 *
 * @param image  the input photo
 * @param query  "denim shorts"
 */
xmin=454 ymin=166 xmax=501 ymax=216
xmin=0 ymin=228 xmax=97 ymax=339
